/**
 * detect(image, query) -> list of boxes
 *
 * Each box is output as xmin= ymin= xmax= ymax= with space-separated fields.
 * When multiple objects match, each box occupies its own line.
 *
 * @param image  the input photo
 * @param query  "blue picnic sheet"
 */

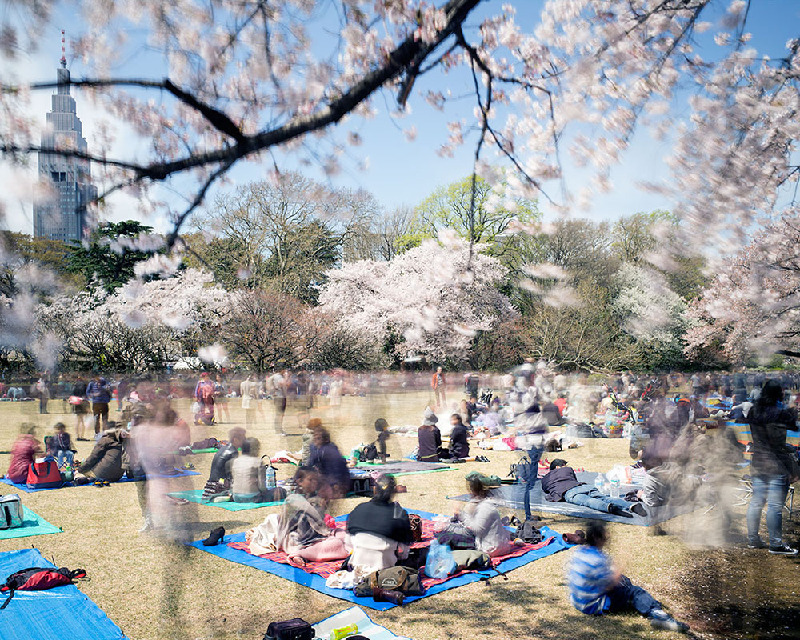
xmin=0 ymin=549 xmax=126 ymax=640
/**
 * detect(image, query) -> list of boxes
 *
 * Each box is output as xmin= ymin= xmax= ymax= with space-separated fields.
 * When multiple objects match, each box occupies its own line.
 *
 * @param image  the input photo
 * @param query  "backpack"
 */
xmin=0 ymin=495 xmax=23 ymax=530
xmin=354 ymin=566 xmax=424 ymax=597
xmin=514 ymin=518 xmax=543 ymax=544
xmin=509 ymin=456 xmax=536 ymax=484
xmin=408 ymin=513 xmax=423 ymax=542
xmin=263 ymin=618 xmax=313 ymax=640
xmin=25 ymin=459 xmax=63 ymax=490
xmin=1 ymin=566 xmax=86 ymax=610
xmin=359 ymin=443 xmax=378 ymax=462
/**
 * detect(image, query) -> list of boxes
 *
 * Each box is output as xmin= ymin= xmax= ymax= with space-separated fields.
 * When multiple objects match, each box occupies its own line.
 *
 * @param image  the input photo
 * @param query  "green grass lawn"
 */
xmin=0 ymin=392 xmax=796 ymax=640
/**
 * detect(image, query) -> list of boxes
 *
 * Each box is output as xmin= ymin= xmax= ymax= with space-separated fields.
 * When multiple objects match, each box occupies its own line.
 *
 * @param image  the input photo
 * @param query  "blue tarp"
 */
xmin=187 ymin=509 xmax=570 ymax=610
xmin=0 ymin=549 xmax=127 ymax=640
xmin=0 ymin=469 xmax=199 ymax=493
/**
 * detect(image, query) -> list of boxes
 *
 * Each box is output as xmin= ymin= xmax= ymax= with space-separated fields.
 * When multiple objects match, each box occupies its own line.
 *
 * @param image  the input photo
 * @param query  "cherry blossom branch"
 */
xmin=21 ymin=78 xmax=246 ymax=142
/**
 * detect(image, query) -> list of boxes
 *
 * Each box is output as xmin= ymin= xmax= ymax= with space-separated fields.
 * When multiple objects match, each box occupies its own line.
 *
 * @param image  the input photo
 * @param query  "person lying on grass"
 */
xmin=568 ymin=520 xmax=689 ymax=633
xmin=541 ymin=459 xmax=647 ymax=519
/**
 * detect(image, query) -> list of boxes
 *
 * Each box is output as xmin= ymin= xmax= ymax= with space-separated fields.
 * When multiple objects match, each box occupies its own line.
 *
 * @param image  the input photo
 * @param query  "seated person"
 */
xmin=455 ymin=472 xmax=522 ymax=557
xmin=417 ymin=408 xmax=442 ymax=463
xmin=540 ymin=401 xmax=564 ymax=426
xmin=6 ymin=424 xmax=41 ymax=483
xmin=375 ymin=418 xmax=390 ymax=464
xmin=231 ymin=437 xmax=268 ymax=503
xmin=475 ymin=403 xmax=503 ymax=437
xmin=278 ymin=467 xmax=348 ymax=563
xmin=47 ymin=422 xmax=76 ymax=469
xmin=346 ymin=474 xmax=412 ymax=574
xmin=448 ymin=414 xmax=470 ymax=460
xmin=308 ymin=426 xmax=350 ymax=498
xmin=541 ymin=459 xmax=646 ymax=518
xmin=466 ymin=396 xmax=481 ymax=421
xmin=729 ymin=400 xmax=753 ymax=423
xmin=569 ymin=520 xmax=688 ymax=633
xmin=77 ymin=428 xmax=126 ymax=482
xmin=208 ymin=427 xmax=246 ymax=484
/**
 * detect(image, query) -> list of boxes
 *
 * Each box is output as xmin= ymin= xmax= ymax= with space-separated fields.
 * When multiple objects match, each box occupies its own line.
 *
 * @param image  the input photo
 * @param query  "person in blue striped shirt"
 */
xmin=568 ymin=521 xmax=689 ymax=633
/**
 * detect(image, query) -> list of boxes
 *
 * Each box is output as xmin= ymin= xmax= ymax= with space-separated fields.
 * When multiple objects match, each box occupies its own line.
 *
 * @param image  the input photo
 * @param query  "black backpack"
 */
xmin=514 ymin=519 xmax=543 ymax=544
xmin=263 ymin=618 xmax=313 ymax=640
xmin=359 ymin=443 xmax=378 ymax=462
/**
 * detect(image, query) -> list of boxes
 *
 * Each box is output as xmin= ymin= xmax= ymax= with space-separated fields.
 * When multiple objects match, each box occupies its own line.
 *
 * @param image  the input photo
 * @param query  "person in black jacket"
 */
xmin=346 ymin=474 xmax=412 ymax=573
xmin=208 ymin=427 xmax=246 ymax=484
xmin=417 ymin=408 xmax=441 ymax=463
xmin=309 ymin=426 xmax=350 ymax=498
xmin=448 ymin=414 xmax=470 ymax=460
xmin=541 ymin=460 xmax=645 ymax=518
xmin=745 ymin=380 xmax=798 ymax=555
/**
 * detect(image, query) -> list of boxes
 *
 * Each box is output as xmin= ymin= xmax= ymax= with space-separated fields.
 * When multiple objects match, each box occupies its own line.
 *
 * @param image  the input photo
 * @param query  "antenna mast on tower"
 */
xmin=60 ymin=30 xmax=66 ymax=68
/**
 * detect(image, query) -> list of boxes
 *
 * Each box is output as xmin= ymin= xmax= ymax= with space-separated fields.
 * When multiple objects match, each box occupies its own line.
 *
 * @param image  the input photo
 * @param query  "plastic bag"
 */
xmin=425 ymin=539 xmax=456 ymax=579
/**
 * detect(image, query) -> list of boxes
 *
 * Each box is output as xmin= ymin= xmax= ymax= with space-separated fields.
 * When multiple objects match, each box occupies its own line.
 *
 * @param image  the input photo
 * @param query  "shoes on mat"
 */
xmin=608 ymin=504 xmax=634 ymax=518
xmin=630 ymin=503 xmax=647 ymax=517
xmin=372 ymin=588 xmax=404 ymax=606
xmin=202 ymin=526 xmax=225 ymax=546
xmin=563 ymin=530 xmax=586 ymax=545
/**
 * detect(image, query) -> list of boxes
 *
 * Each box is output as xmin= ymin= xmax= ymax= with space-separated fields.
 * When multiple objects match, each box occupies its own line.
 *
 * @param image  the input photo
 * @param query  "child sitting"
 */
xmin=568 ymin=520 xmax=688 ymax=632
xmin=47 ymin=422 xmax=75 ymax=469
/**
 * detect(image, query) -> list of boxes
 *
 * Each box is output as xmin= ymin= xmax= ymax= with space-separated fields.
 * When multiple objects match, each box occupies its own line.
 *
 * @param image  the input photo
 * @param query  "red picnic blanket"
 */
xmin=229 ymin=516 xmax=555 ymax=590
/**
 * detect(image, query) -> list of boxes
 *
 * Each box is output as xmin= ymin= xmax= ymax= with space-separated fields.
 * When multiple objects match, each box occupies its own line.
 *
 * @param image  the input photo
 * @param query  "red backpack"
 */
xmin=1 ymin=566 xmax=86 ymax=609
xmin=25 ymin=459 xmax=63 ymax=490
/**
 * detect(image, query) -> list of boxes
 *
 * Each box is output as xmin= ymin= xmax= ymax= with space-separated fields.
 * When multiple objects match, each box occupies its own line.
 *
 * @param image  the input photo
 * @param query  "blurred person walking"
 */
xmin=86 ymin=374 xmax=111 ymax=434
xmin=746 ymin=379 xmax=799 ymax=555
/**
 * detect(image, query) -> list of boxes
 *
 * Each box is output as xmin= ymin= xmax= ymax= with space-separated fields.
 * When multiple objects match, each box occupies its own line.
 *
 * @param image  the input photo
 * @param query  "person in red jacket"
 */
xmin=6 ymin=424 xmax=42 ymax=483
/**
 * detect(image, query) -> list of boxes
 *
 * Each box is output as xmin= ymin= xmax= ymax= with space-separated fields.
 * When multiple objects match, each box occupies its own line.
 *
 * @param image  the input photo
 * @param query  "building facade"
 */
xmin=33 ymin=59 xmax=97 ymax=242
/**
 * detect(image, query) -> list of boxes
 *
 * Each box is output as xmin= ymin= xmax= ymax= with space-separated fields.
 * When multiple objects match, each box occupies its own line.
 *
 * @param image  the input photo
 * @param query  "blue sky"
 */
xmin=1 ymin=0 xmax=799 ymax=234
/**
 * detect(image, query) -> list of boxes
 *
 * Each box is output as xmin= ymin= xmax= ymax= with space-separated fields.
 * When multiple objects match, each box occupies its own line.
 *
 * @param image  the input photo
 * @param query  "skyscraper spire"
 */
xmin=60 ymin=30 xmax=66 ymax=68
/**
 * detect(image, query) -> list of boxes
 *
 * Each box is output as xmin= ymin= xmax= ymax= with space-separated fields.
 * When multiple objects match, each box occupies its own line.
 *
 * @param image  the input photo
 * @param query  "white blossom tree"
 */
xmin=685 ymin=209 xmax=800 ymax=364
xmin=318 ymin=233 xmax=512 ymax=362
xmin=611 ymin=262 xmax=689 ymax=368
xmin=37 ymin=268 xmax=229 ymax=370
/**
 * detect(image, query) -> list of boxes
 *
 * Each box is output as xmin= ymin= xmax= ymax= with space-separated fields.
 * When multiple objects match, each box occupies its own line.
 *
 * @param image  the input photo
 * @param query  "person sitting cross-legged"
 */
xmin=541 ymin=459 xmax=646 ymax=519
xmin=346 ymin=474 xmax=413 ymax=574
xmin=568 ymin=520 xmax=688 ymax=633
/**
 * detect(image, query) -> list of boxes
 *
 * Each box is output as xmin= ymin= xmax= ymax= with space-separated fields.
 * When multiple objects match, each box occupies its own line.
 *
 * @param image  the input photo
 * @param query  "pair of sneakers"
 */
xmin=649 ymin=608 xmax=689 ymax=633
xmin=748 ymin=538 xmax=799 ymax=555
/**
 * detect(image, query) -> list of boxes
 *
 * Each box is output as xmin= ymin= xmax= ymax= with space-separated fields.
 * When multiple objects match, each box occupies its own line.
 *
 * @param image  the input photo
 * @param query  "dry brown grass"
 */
xmin=0 ymin=391 xmax=791 ymax=640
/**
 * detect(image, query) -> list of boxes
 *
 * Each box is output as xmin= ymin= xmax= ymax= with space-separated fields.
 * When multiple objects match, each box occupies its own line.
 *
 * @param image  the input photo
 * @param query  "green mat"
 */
xmin=354 ymin=462 xmax=455 ymax=477
xmin=168 ymin=489 xmax=284 ymax=511
xmin=0 ymin=506 xmax=62 ymax=539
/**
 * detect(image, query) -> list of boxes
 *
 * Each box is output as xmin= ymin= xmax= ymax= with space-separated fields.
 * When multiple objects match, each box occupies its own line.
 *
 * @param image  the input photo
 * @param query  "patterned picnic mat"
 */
xmin=228 ymin=516 xmax=554 ymax=590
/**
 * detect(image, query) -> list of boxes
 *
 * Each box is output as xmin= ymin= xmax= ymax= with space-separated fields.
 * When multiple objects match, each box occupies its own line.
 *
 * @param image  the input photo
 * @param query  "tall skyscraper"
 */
xmin=33 ymin=42 xmax=97 ymax=242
